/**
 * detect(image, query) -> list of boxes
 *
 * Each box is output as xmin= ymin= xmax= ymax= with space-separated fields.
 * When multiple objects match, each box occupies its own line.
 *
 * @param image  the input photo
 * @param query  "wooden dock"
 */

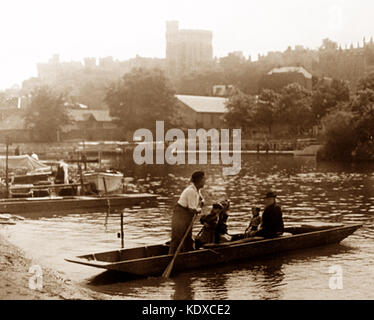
xmin=0 ymin=193 xmax=158 ymax=215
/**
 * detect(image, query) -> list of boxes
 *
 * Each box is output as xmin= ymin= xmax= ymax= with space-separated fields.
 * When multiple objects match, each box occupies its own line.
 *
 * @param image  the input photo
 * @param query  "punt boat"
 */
xmin=65 ymin=223 xmax=361 ymax=277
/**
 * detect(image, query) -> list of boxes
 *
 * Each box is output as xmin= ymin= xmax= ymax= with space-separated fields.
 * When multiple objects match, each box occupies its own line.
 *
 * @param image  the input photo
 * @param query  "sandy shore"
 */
xmin=0 ymin=232 xmax=112 ymax=300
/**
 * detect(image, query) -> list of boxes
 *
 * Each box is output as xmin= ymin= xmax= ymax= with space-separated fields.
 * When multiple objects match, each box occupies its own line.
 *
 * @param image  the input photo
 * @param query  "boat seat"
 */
xmin=33 ymin=189 xmax=50 ymax=197
xmin=11 ymin=192 xmax=32 ymax=198
xmin=58 ymin=187 xmax=75 ymax=196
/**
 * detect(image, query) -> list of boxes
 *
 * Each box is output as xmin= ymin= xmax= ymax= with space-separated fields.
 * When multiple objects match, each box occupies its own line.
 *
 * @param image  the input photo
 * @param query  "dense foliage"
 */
xmin=23 ymin=87 xmax=70 ymax=142
xmin=318 ymin=72 xmax=374 ymax=161
xmin=104 ymin=68 xmax=179 ymax=133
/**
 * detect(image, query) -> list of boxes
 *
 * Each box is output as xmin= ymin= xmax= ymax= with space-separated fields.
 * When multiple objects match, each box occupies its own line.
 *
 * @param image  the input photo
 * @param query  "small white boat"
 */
xmin=82 ymin=171 xmax=124 ymax=193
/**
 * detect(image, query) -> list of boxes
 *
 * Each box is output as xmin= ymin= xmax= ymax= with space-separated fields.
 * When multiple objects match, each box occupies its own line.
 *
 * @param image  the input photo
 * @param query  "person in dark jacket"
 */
xmin=255 ymin=192 xmax=284 ymax=238
xmin=195 ymin=203 xmax=223 ymax=249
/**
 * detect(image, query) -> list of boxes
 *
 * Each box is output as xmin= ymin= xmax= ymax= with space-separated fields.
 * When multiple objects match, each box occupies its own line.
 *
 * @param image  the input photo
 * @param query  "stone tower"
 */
xmin=165 ymin=21 xmax=213 ymax=76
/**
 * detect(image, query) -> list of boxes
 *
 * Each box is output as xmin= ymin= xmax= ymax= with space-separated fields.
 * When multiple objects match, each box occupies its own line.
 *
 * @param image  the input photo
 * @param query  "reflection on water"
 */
xmin=1 ymin=154 xmax=374 ymax=299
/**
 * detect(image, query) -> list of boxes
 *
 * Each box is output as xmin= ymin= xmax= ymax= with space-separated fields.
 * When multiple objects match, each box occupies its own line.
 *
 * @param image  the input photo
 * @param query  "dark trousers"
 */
xmin=169 ymin=204 xmax=194 ymax=254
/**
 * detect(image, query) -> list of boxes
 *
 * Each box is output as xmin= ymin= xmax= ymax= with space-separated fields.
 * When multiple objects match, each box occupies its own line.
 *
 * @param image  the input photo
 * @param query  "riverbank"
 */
xmin=0 ymin=232 xmax=111 ymax=300
xmin=0 ymin=138 xmax=308 ymax=159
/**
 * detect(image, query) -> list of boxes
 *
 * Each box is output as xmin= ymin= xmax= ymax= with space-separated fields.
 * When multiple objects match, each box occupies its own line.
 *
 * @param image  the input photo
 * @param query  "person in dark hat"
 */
xmin=195 ymin=202 xmax=223 ymax=249
xmin=255 ymin=191 xmax=284 ymax=238
xmin=169 ymin=171 xmax=205 ymax=254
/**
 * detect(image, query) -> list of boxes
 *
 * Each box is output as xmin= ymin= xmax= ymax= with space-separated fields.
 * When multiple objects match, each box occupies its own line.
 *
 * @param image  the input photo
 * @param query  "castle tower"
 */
xmin=165 ymin=21 xmax=213 ymax=76
xmin=166 ymin=21 xmax=179 ymax=76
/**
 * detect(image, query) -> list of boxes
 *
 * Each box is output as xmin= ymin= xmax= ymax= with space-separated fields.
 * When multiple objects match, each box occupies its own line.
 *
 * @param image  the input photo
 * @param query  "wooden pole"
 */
xmin=5 ymin=137 xmax=10 ymax=199
xmin=98 ymin=150 xmax=102 ymax=170
xmin=120 ymin=212 xmax=124 ymax=249
xmin=82 ymin=140 xmax=87 ymax=170
xmin=162 ymin=213 xmax=198 ymax=278
xmin=103 ymin=177 xmax=111 ymax=230
xmin=78 ymin=163 xmax=84 ymax=195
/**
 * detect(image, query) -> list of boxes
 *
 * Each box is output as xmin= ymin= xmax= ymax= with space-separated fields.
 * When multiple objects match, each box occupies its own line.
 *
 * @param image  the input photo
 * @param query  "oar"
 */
xmin=162 ymin=213 xmax=198 ymax=278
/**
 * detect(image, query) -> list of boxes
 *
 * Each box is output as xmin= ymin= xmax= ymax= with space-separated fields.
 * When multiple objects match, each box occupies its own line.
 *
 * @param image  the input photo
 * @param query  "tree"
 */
xmin=357 ymin=71 xmax=374 ymax=91
xmin=311 ymin=79 xmax=350 ymax=120
xmin=24 ymin=87 xmax=70 ymax=142
xmin=348 ymin=88 xmax=374 ymax=158
xmin=349 ymin=88 xmax=374 ymax=117
xmin=105 ymin=68 xmax=177 ymax=133
xmin=319 ymin=75 xmax=374 ymax=161
xmin=254 ymin=89 xmax=280 ymax=133
xmin=224 ymin=93 xmax=257 ymax=132
xmin=278 ymin=83 xmax=314 ymax=134
xmin=319 ymin=110 xmax=357 ymax=160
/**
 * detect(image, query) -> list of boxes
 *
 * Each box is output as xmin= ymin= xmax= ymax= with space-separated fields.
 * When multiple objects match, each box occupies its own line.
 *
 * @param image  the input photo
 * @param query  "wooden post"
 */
xmin=5 ymin=136 xmax=10 ymax=199
xmin=78 ymin=163 xmax=84 ymax=195
xmin=82 ymin=140 xmax=87 ymax=170
xmin=103 ymin=176 xmax=111 ymax=230
xmin=120 ymin=212 xmax=124 ymax=249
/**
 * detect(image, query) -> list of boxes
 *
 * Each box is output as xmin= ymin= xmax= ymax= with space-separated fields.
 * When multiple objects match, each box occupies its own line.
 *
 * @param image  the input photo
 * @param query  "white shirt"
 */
xmin=59 ymin=161 xmax=69 ymax=184
xmin=177 ymin=184 xmax=204 ymax=210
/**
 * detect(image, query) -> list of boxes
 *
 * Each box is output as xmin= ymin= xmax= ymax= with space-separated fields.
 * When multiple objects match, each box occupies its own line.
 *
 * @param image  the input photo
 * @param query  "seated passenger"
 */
xmin=244 ymin=207 xmax=261 ymax=237
xmin=254 ymin=192 xmax=284 ymax=238
xmin=215 ymin=200 xmax=232 ymax=243
xmin=195 ymin=203 xmax=223 ymax=249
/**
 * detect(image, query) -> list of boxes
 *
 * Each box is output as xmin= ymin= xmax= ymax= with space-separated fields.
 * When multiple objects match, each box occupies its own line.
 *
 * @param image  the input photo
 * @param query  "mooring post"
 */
xmin=5 ymin=136 xmax=10 ymax=199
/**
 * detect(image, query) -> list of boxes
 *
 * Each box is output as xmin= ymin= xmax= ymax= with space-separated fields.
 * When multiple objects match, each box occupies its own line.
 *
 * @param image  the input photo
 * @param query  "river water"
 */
xmin=1 ymin=154 xmax=374 ymax=299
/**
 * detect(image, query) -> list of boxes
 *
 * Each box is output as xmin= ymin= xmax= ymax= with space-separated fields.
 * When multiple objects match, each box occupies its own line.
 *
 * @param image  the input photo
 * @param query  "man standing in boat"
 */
xmin=255 ymin=191 xmax=284 ymax=238
xmin=169 ymin=171 xmax=205 ymax=254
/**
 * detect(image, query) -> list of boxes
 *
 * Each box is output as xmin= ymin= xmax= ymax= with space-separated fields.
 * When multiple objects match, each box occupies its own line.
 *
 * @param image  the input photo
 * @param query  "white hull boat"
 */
xmin=83 ymin=171 xmax=124 ymax=193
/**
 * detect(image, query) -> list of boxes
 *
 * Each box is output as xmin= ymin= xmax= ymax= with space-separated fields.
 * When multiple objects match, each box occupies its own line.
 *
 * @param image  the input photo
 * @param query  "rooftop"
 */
xmin=67 ymin=109 xmax=114 ymax=122
xmin=267 ymin=66 xmax=313 ymax=79
xmin=176 ymin=95 xmax=227 ymax=113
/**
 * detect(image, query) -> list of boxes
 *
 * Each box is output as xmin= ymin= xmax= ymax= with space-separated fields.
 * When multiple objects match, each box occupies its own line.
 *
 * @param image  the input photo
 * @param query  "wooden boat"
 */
xmin=83 ymin=171 xmax=124 ymax=193
xmin=65 ymin=223 xmax=361 ymax=277
xmin=0 ymin=193 xmax=158 ymax=215
xmin=1 ymin=155 xmax=52 ymax=184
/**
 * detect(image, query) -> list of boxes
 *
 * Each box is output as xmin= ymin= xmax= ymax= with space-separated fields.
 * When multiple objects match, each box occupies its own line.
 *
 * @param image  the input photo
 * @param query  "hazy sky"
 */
xmin=1 ymin=0 xmax=373 ymax=90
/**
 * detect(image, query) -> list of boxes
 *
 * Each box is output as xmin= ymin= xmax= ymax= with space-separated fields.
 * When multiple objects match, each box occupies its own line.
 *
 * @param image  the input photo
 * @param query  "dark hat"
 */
xmin=191 ymin=171 xmax=205 ymax=184
xmin=219 ymin=199 xmax=230 ymax=209
xmin=212 ymin=202 xmax=224 ymax=210
xmin=264 ymin=191 xmax=277 ymax=199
